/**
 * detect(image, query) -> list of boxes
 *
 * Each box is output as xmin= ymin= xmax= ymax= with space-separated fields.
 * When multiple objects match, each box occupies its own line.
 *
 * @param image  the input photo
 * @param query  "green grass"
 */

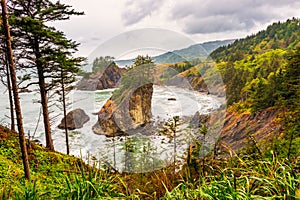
xmin=166 ymin=156 xmax=300 ymax=199
xmin=0 ymin=126 xmax=124 ymax=199
xmin=0 ymin=125 xmax=299 ymax=199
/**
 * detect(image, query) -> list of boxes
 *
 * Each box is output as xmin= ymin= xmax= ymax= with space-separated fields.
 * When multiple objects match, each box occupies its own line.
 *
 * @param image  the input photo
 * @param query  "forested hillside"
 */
xmin=211 ymin=18 xmax=300 ymax=61
xmin=211 ymin=18 xmax=300 ymax=107
xmin=210 ymin=18 xmax=300 ymax=157
xmin=115 ymin=40 xmax=233 ymax=66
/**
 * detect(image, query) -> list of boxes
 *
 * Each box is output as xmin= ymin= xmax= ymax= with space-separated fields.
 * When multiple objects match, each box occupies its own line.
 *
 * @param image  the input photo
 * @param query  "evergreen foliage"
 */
xmin=92 ymin=56 xmax=115 ymax=72
xmin=211 ymin=18 xmax=300 ymax=159
xmin=3 ymin=0 xmax=84 ymax=150
xmin=211 ymin=18 xmax=300 ymax=111
xmin=211 ymin=18 xmax=300 ymax=62
xmin=113 ymin=55 xmax=155 ymax=100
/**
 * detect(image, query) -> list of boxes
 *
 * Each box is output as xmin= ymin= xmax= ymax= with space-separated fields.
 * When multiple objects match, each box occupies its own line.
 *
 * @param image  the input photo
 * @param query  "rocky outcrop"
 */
xmin=96 ymin=65 xmax=126 ymax=89
xmin=128 ymin=84 xmax=153 ymax=125
xmin=77 ymin=64 xmax=125 ymax=91
xmin=165 ymin=65 xmax=225 ymax=97
xmin=92 ymin=83 xmax=153 ymax=136
xmin=189 ymin=108 xmax=281 ymax=156
xmin=58 ymin=108 xmax=90 ymax=130
xmin=220 ymin=108 xmax=281 ymax=152
xmin=92 ymin=99 xmax=120 ymax=135
xmin=165 ymin=66 xmax=208 ymax=93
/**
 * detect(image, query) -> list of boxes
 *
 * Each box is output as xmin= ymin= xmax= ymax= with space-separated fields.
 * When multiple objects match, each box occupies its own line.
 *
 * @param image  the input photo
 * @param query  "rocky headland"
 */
xmin=92 ymin=83 xmax=153 ymax=136
xmin=77 ymin=64 xmax=125 ymax=91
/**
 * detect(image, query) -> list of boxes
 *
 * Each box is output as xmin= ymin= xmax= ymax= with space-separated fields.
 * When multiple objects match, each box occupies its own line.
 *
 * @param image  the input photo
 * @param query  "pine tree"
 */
xmin=284 ymin=47 xmax=300 ymax=158
xmin=1 ymin=0 xmax=30 ymax=180
xmin=0 ymin=55 xmax=15 ymax=131
xmin=0 ymin=22 xmax=15 ymax=131
xmin=8 ymin=0 xmax=84 ymax=150
xmin=52 ymin=51 xmax=83 ymax=154
xmin=285 ymin=47 xmax=300 ymax=102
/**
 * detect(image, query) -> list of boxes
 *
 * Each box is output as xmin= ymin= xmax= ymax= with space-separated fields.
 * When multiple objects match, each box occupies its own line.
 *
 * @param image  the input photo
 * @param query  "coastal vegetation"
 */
xmin=0 ymin=125 xmax=299 ymax=199
xmin=0 ymin=0 xmax=299 ymax=197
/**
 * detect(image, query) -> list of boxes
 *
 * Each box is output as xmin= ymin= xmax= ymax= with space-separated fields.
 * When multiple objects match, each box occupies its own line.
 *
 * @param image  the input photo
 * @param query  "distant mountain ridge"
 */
xmin=115 ymin=39 xmax=234 ymax=67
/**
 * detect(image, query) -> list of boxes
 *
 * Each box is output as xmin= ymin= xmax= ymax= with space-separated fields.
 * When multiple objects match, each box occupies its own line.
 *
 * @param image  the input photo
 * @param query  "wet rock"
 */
xmin=168 ymin=98 xmax=176 ymax=101
xmin=58 ymin=108 xmax=90 ymax=130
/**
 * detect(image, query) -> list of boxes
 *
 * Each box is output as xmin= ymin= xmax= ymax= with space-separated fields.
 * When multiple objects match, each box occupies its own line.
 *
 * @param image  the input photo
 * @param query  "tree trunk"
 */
xmin=6 ymin=59 xmax=15 ymax=131
xmin=1 ymin=0 xmax=30 ymax=180
xmin=34 ymin=36 xmax=54 ymax=151
xmin=61 ymin=70 xmax=69 ymax=154
xmin=37 ymin=65 xmax=54 ymax=150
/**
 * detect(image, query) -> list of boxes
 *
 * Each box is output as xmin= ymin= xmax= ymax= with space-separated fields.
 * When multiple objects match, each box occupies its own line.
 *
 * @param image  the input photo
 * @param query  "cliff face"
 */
xmin=220 ymin=108 xmax=281 ymax=152
xmin=92 ymin=83 xmax=153 ymax=136
xmin=77 ymin=64 xmax=125 ymax=91
xmin=165 ymin=65 xmax=225 ymax=97
xmin=96 ymin=65 xmax=126 ymax=90
xmin=191 ymin=107 xmax=281 ymax=155
xmin=129 ymin=83 xmax=153 ymax=125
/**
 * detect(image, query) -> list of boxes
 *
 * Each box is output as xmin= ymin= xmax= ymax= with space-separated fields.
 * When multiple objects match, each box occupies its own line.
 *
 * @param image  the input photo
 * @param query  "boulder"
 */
xmin=58 ymin=108 xmax=90 ymax=130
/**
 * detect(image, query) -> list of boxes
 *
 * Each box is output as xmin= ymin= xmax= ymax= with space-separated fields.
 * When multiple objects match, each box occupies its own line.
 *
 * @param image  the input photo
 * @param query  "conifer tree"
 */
xmin=8 ymin=0 xmax=84 ymax=150
xmin=52 ymin=51 xmax=83 ymax=154
xmin=284 ymin=47 xmax=300 ymax=158
xmin=0 ymin=54 xmax=15 ymax=131
xmin=0 ymin=0 xmax=30 ymax=180
xmin=0 ymin=22 xmax=16 ymax=131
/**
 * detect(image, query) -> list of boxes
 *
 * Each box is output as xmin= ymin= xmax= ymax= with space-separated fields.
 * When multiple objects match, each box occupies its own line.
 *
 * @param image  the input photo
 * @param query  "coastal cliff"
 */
xmin=190 ymin=107 xmax=282 ymax=155
xmin=92 ymin=83 xmax=153 ymax=136
xmin=77 ymin=64 xmax=125 ymax=91
xmin=220 ymin=108 xmax=281 ymax=152
xmin=163 ymin=64 xmax=225 ymax=97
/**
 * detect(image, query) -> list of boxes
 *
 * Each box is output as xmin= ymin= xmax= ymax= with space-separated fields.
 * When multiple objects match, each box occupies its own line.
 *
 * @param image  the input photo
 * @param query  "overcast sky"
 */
xmin=53 ymin=0 xmax=300 ymax=59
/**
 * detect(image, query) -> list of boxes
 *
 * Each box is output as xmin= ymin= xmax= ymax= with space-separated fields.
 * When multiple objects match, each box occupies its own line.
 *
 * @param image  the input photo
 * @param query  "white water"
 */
xmin=0 ymin=85 xmax=223 ymax=172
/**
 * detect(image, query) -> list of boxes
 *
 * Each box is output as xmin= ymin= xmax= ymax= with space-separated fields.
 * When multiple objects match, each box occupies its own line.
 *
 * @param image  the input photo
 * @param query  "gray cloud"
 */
xmin=171 ymin=0 xmax=300 ymax=34
xmin=122 ymin=0 xmax=161 ymax=25
xmin=184 ymin=16 xmax=249 ymax=34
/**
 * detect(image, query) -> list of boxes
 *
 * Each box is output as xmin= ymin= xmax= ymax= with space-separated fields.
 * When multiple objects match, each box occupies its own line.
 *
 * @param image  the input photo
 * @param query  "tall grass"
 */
xmin=162 ymin=154 xmax=300 ymax=199
xmin=1 ymin=153 xmax=299 ymax=199
xmin=1 ymin=125 xmax=299 ymax=199
xmin=58 ymin=166 xmax=123 ymax=199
